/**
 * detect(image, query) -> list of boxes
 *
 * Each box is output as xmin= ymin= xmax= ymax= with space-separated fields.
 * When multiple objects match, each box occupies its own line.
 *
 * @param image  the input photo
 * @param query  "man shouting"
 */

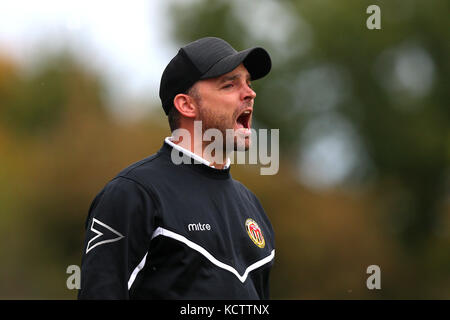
xmin=79 ymin=37 xmax=275 ymax=299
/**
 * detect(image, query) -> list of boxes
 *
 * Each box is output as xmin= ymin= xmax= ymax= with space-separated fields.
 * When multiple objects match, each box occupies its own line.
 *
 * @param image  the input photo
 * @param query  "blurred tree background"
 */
xmin=0 ymin=0 xmax=449 ymax=299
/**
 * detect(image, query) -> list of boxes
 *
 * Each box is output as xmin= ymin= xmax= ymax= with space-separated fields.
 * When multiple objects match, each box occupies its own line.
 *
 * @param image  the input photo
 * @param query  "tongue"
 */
xmin=235 ymin=120 xmax=251 ymax=136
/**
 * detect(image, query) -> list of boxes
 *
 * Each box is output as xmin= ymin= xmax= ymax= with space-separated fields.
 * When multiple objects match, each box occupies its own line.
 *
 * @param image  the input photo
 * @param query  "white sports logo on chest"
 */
xmin=187 ymin=222 xmax=211 ymax=231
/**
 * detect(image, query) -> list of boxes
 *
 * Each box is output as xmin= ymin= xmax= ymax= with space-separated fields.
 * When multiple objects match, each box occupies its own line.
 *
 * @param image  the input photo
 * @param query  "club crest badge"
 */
xmin=245 ymin=218 xmax=265 ymax=248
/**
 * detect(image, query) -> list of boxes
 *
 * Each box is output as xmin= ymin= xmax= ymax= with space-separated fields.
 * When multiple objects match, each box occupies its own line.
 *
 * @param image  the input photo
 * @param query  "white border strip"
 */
xmin=128 ymin=253 xmax=148 ymax=290
xmin=151 ymin=227 xmax=275 ymax=283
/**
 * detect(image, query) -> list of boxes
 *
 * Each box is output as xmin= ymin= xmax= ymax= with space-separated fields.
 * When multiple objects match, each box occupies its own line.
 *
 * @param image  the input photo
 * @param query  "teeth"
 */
xmin=243 ymin=110 xmax=250 ymax=115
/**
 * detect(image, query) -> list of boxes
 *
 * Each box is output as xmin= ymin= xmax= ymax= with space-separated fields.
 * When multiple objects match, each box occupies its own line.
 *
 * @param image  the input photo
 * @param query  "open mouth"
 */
xmin=235 ymin=109 xmax=252 ymax=130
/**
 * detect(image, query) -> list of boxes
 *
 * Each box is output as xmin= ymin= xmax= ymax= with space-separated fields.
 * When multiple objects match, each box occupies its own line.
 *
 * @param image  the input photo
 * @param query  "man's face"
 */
xmin=192 ymin=63 xmax=256 ymax=151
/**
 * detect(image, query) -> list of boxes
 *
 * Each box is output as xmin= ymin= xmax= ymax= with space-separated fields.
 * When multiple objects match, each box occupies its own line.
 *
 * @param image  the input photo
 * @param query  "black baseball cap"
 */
xmin=159 ymin=37 xmax=271 ymax=115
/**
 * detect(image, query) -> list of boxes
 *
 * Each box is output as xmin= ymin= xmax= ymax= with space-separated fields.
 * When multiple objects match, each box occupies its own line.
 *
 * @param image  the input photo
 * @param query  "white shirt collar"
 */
xmin=165 ymin=137 xmax=231 ymax=170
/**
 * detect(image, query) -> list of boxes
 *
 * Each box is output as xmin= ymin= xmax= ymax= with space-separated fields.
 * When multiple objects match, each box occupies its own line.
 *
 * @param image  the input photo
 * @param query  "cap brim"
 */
xmin=200 ymin=47 xmax=271 ymax=81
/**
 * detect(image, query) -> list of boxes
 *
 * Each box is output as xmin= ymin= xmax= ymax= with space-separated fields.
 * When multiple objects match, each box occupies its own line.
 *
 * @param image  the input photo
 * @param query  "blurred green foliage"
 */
xmin=167 ymin=0 xmax=450 ymax=298
xmin=0 ymin=0 xmax=449 ymax=299
xmin=169 ymin=0 xmax=450 ymax=249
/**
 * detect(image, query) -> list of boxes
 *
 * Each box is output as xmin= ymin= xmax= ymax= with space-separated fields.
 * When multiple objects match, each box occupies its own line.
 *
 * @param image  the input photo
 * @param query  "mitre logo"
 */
xmin=245 ymin=218 xmax=265 ymax=248
xmin=188 ymin=222 xmax=211 ymax=232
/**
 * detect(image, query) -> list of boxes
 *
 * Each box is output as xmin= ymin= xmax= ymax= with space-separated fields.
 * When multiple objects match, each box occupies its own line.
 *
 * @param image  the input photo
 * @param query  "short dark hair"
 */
xmin=167 ymin=85 xmax=200 ymax=132
xmin=168 ymin=104 xmax=181 ymax=132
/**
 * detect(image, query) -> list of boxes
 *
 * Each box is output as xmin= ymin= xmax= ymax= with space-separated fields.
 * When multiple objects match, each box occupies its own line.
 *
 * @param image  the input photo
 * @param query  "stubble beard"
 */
xmin=196 ymin=103 xmax=250 ymax=153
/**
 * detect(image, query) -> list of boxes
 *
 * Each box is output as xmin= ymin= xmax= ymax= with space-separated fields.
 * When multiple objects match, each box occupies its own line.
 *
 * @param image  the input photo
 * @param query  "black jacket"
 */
xmin=78 ymin=142 xmax=275 ymax=299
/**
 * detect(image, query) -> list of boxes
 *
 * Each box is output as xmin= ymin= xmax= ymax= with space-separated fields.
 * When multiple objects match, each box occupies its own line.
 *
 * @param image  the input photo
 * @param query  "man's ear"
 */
xmin=173 ymin=93 xmax=197 ymax=118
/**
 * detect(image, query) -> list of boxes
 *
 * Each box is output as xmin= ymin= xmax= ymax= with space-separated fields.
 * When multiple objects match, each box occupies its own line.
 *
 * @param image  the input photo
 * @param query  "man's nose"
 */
xmin=242 ymin=83 xmax=256 ymax=101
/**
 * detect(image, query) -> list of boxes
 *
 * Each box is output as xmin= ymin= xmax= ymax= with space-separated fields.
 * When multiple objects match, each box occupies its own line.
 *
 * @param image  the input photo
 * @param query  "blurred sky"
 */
xmin=0 ymin=0 xmax=177 ymax=107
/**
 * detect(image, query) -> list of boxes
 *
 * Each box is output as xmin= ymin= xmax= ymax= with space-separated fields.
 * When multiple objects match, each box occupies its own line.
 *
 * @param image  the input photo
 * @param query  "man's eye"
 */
xmin=222 ymin=84 xmax=233 ymax=89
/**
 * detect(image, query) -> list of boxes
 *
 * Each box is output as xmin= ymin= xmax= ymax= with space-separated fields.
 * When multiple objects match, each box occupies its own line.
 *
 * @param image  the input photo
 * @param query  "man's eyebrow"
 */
xmin=218 ymin=73 xmax=251 ymax=83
